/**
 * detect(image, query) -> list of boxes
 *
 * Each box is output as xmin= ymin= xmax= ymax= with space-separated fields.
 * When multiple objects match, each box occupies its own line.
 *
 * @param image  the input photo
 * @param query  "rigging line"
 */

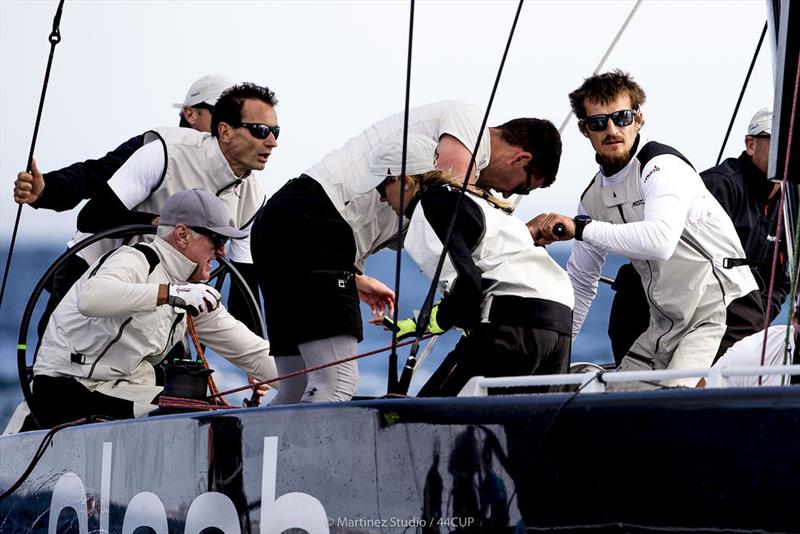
xmin=396 ymin=0 xmax=525 ymax=396
xmin=0 ymin=0 xmax=65 ymax=311
xmin=387 ymin=0 xmax=416 ymax=394
xmin=210 ymin=333 xmax=433 ymax=399
xmin=715 ymin=21 xmax=768 ymax=167
xmin=515 ymin=0 xmax=642 ymax=211
xmin=760 ymin=51 xmax=800 ymax=384
xmin=780 ymin=212 xmax=800 ymax=384
xmin=556 ymin=0 xmax=642 ymax=135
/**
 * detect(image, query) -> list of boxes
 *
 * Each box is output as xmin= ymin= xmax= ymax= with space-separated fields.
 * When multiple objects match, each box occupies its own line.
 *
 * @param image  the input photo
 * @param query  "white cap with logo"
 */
xmin=747 ymin=107 xmax=772 ymax=136
xmin=350 ymin=134 xmax=439 ymax=194
xmin=172 ymin=74 xmax=234 ymax=109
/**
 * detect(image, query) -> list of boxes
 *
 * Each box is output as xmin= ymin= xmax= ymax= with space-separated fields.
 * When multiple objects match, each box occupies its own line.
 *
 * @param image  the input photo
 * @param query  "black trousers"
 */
xmin=418 ymin=324 xmax=571 ymax=397
xmin=251 ymin=175 xmax=362 ymax=356
xmin=25 ymin=375 xmax=138 ymax=430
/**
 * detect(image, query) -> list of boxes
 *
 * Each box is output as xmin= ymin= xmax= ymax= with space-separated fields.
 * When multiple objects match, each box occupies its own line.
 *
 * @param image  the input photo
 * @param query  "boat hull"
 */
xmin=1 ymin=388 xmax=799 ymax=533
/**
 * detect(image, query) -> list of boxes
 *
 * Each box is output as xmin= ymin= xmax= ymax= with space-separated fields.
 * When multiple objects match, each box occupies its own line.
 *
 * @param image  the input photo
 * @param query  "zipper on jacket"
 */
xmin=86 ymin=317 xmax=134 ymax=379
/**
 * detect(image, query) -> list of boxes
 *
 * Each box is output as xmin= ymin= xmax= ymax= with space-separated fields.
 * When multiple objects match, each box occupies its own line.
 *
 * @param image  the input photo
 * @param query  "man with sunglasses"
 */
xmin=14 ymin=73 xmax=232 ymax=212
xmin=16 ymin=190 xmax=277 ymax=430
xmin=13 ymin=74 xmax=234 ymax=338
xmin=528 ymin=70 xmax=762 ymax=388
xmin=606 ymin=108 xmax=789 ymax=365
xmin=251 ymin=100 xmax=561 ymax=404
xmin=42 ymin=82 xmax=279 ymax=337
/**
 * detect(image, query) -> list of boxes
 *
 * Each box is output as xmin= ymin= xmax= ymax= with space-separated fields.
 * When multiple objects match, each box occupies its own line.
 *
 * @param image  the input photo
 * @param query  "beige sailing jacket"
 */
xmin=35 ymin=237 xmax=277 ymax=415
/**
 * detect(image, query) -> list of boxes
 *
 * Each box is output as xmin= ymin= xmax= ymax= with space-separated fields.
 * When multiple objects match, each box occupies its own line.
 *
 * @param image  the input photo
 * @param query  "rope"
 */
xmin=186 ymin=315 xmax=230 ymax=407
xmin=760 ymin=51 xmax=800 ymax=384
xmin=0 ymin=0 xmax=65 ymax=311
xmin=211 ymin=334 xmax=432 ymax=399
xmin=715 ymin=22 xmax=768 ymax=167
xmin=555 ymin=0 xmax=642 ymax=135
xmin=396 ymin=0 xmax=525 ymax=396
xmin=387 ymin=0 xmax=416 ymax=394
xmin=0 ymin=416 xmax=107 ymax=502
xmin=514 ymin=0 xmax=642 ymax=210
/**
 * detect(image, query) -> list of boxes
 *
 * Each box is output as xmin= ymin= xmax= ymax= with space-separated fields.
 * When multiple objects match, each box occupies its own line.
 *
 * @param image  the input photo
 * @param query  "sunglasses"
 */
xmin=190 ymin=227 xmax=228 ymax=249
xmin=580 ymin=109 xmax=639 ymax=132
xmin=237 ymin=122 xmax=280 ymax=140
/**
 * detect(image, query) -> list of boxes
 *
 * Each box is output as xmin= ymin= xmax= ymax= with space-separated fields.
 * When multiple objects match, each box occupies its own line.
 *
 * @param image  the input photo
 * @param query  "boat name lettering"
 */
xmin=46 ymin=436 xmax=331 ymax=533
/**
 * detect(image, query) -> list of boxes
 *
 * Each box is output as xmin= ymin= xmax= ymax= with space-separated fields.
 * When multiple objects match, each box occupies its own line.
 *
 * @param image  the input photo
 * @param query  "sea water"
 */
xmin=0 ymin=240 xmax=627 ymax=430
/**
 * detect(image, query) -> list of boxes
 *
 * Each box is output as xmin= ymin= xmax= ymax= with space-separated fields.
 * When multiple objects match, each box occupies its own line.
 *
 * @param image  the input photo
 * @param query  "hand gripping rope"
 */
xmin=0 ymin=0 xmax=65 ymax=311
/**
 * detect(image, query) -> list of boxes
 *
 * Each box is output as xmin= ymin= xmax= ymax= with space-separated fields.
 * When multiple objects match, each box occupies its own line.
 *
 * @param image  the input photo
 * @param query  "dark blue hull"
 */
xmin=1 ymin=387 xmax=799 ymax=533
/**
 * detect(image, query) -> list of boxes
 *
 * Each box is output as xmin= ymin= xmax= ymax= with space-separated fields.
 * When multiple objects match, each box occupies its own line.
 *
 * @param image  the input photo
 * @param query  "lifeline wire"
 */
xmin=396 ymin=0 xmax=525 ymax=395
xmin=0 ymin=0 xmax=65 ymax=311
xmin=387 ymin=0 xmax=416 ymax=394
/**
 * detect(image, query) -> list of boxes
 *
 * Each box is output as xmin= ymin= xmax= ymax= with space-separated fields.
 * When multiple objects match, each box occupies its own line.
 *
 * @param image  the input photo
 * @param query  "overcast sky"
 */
xmin=1 ymin=0 xmax=774 ymax=246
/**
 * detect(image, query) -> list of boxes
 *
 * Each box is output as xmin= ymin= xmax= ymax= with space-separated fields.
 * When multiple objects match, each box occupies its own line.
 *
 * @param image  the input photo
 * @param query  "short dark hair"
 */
xmin=211 ymin=83 xmax=278 ymax=138
xmin=495 ymin=118 xmax=562 ymax=188
xmin=568 ymin=69 xmax=646 ymax=120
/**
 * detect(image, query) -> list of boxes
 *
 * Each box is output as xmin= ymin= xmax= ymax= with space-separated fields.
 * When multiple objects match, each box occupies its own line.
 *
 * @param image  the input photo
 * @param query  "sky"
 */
xmin=0 ymin=0 xmax=775 ymax=246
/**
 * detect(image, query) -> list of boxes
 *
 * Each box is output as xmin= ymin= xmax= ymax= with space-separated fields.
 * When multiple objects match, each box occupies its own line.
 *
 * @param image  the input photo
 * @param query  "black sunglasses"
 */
xmin=580 ymin=109 xmax=639 ymax=132
xmin=237 ymin=122 xmax=280 ymax=140
xmin=190 ymin=227 xmax=228 ymax=249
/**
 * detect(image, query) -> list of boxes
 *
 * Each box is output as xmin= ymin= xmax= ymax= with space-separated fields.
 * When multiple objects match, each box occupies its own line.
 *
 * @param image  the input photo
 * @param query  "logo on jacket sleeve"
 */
xmin=644 ymin=165 xmax=661 ymax=182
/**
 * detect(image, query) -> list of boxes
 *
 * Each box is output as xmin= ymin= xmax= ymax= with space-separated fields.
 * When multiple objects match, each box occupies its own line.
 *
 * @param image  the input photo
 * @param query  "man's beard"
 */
xmin=598 ymin=136 xmax=634 ymax=175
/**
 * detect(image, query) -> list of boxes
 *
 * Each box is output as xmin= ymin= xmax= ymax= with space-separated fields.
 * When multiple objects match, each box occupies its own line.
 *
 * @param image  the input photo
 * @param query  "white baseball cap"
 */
xmin=350 ymin=134 xmax=439 ymax=194
xmin=747 ymin=107 xmax=772 ymax=136
xmin=172 ymin=74 xmax=234 ymax=109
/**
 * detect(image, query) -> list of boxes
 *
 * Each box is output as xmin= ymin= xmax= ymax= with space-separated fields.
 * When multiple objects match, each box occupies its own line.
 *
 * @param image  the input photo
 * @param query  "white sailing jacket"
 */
xmin=35 ymin=237 xmax=277 ymax=414
xmin=573 ymin=139 xmax=758 ymax=365
xmin=405 ymin=184 xmax=573 ymax=333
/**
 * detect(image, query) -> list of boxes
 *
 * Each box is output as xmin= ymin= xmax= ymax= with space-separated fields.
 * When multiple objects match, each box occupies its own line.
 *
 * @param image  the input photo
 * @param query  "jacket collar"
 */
xmin=152 ymin=236 xmax=198 ymax=282
xmin=205 ymin=137 xmax=251 ymax=195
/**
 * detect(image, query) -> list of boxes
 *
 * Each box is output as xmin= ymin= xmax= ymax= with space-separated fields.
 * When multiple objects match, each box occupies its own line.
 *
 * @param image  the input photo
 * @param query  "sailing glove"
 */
xmin=382 ymin=303 xmax=446 ymax=341
xmin=167 ymin=283 xmax=221 ymax=317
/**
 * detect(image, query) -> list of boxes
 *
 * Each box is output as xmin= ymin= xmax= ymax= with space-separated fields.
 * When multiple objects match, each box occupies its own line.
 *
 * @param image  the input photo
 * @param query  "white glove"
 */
xmin=167 ymin=283 xmax=221 ymax=316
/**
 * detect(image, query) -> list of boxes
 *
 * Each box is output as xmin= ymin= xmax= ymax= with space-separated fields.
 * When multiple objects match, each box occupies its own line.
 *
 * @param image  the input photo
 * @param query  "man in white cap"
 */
xmin=18 ymin=80 xmax=275 ymax=339
xmin=701 ymin=107 xmax=788 ymax=320
xmin=12 ymin=74 xmax=233 ymax=337
xmin=174 ymin=73 xmax=232 ymax=133
xmin=24 ymin=189 xmax=277 ymax=430
xmin=14 ymin=73 xmax=232 ymax=212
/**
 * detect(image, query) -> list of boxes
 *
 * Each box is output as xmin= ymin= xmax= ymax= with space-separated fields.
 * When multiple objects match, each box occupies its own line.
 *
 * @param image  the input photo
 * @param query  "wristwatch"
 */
xmin=573 ymin=215 xmax=592 ymax=241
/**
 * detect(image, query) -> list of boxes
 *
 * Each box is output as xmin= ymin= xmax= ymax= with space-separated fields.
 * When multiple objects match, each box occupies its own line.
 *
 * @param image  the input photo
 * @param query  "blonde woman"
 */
xmin=364 ymin=135 xmax=574 ymax=396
